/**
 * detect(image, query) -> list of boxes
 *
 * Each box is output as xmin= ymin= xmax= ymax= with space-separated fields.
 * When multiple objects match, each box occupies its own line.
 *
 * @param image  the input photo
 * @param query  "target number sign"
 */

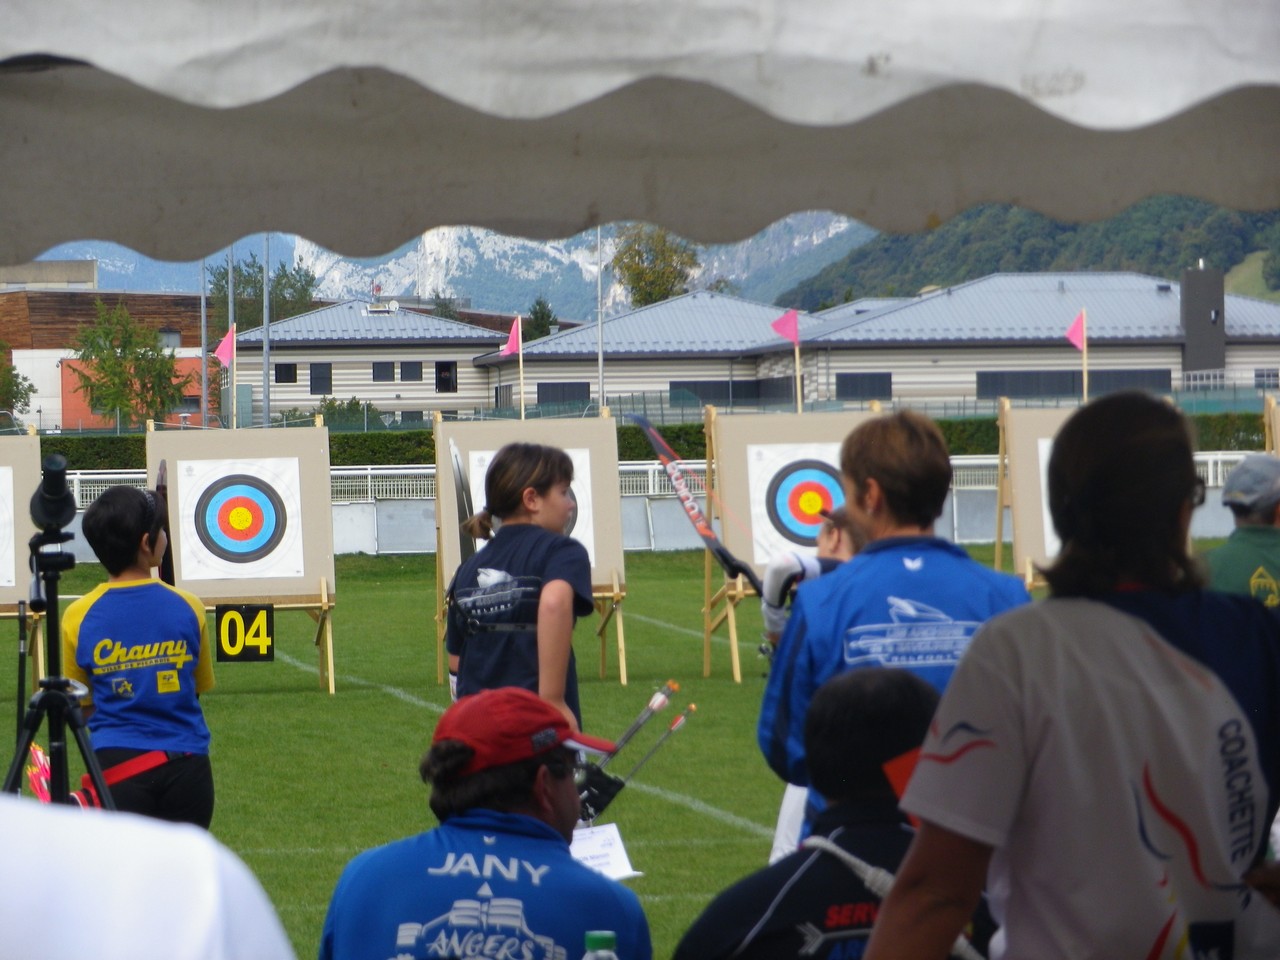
xmin=215 ymin=604 xmax=275 ymax=662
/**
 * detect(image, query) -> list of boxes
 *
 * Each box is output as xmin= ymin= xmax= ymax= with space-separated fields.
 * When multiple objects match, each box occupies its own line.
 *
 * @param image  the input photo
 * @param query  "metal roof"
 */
xmin=236 ymin=300 xmax=507 ymax=347
xmin=476 ymin=291 xmax=814 ymax=364
xmin=805 ymin=273 xmax=1280 ymax=346
xmin=815 ymin=297 xmax=910 ymax=322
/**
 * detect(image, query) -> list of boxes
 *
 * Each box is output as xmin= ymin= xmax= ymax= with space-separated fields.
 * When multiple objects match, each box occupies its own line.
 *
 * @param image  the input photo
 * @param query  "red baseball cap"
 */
xmin=433 ymin=687 xmax=615 ymax=777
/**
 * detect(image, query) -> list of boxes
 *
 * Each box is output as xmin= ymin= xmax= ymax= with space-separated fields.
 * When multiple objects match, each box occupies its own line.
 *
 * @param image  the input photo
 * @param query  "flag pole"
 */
xmin=1081 ymin=308 xmax=1089 ymax=403
xmin=227 ymin=248 xmax=236 ymax=430
xmin=792 ymin=340 xmax=802 ymax=413
xmin=516 ymin=314 xmax=525 ymax=421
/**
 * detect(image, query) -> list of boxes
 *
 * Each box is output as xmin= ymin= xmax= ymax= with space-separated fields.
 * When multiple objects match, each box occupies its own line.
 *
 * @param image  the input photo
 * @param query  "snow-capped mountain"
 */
xmin=37 ymin=213 xmax=874 ymax=320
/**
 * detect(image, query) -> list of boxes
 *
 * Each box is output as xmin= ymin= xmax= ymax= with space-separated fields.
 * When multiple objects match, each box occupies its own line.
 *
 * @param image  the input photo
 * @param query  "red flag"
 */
xmin=213 ymin=325 xmax=236 ymax=366
xmin=1065 ymin=309 xmax=1085 ymax=351
xmin=500 ymin=317 xmax=520 ymax=357
xmin=771 ymin=309 xmax=800 ymax=345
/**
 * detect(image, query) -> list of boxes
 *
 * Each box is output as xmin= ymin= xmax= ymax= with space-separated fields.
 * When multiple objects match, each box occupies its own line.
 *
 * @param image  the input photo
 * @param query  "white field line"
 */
xmin=627 ymin=612 xmax=720 ymax=643
xmin=274 ymin=651 xmax=772 ymax=839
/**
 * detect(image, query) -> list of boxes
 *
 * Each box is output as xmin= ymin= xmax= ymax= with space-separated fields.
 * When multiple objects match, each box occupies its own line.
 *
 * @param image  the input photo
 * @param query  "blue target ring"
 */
xmin=765 ymin=460 xmax=844 ymax=546
xmin=194 ymin=474 xmax=287 ymax=563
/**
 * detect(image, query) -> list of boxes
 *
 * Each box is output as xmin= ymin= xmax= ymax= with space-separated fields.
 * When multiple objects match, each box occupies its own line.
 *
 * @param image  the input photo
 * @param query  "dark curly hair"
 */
xmin=1041 ymin=391 xmax=1204 ymax=597
xmin=420 ymin=740 xmax=574 ymax=822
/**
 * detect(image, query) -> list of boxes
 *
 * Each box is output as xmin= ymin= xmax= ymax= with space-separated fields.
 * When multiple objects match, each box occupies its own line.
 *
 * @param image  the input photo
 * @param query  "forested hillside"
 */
xmin=778 ymin=197 xmax=1280 ymax=311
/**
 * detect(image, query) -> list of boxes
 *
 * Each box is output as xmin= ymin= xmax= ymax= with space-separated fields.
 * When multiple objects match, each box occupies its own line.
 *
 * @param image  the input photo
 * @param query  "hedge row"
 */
xmin=34 ymin=411 xmax=1268 ymax=472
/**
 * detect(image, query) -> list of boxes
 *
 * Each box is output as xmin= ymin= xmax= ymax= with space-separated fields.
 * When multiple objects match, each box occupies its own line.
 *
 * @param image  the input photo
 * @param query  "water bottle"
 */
xmin=582 ymin=930 xmax=619 ymax=960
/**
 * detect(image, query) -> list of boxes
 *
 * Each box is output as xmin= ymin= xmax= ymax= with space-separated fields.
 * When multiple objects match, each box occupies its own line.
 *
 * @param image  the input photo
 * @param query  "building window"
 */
xmin=1256 ymin=369 xmax=1280 ymax=390
xmin=537 ymin=382 xmax=591 ymax=405
xmin=159 ymin=328 xmax=181 ymax=350
xmin=310 ymin=362 xmax=332 ymax=395
xmin=977 ymin=368 xmax=1172 ymax=399
xmin=495 ymin=384 xmax=513 ymax=408
xmin=435 ymin=361 xmax=458 ymax=393
xmin=401 ymin=361 xmax=423 ymax=382
xmin=372 ymin=361 xmax=395 ymax=382
xmin=400 ymin=410 xmax=424 ymax=424
xmin=835 ymin=372 xmax=892 ymax=400
xmin=275 ymin=363 xmax=298 ymax=384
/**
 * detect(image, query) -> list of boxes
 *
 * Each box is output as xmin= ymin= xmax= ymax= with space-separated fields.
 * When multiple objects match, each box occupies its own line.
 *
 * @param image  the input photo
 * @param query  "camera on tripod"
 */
xmin=2 ymin=454 xmax=115 ymax=808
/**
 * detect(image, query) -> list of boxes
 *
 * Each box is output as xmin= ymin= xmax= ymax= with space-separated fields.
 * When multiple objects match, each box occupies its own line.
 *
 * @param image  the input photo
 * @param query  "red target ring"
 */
xmin=765 ymin=459 xmax=845 ymax=546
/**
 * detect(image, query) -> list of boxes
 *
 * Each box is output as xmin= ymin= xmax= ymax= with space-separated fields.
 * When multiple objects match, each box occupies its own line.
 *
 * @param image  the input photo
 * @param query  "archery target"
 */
xmin=0 ymin=466 xmax=14 ymax=588
xmin=177 ymin=457 xmax=305 ymax=581
xmin=467 ymin=447 xmax=596 ymax=565
xmin=194 ymin=475 xmax=288 ymax=562
xmin=747 ymin=442 xmax=844 ymax=563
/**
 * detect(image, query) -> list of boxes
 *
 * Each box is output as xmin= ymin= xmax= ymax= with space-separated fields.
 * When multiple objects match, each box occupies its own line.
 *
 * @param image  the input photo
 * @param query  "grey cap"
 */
xmin=1222 ymin=455 xmax=1280 ymax=512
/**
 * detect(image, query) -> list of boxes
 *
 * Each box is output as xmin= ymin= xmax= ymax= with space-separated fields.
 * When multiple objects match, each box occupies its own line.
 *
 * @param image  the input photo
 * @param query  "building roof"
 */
xmin=475 ymin=291 xmax=814 ymax=364
xmin=804 ymin=272 xmax=1280 ymax=347
xmin=236 ymin=299 xmax=506 ymax=348
xmin=814 ymin=297 xmax=910 ymax=321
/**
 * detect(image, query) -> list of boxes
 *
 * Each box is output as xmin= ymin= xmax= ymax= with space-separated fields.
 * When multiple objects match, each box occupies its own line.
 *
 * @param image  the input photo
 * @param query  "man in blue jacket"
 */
xmin=320 ymin=687 xmax=652 ymax=960
xmin=758 ymin=411 xmax=1030 ymax=824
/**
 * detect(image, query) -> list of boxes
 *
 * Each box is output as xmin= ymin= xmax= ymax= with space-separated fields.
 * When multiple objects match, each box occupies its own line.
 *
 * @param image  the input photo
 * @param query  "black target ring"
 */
xmin=194 ymin=474 xmax=288 ymax=563
xmin=764 ymin=459 xmax=844 ymax=546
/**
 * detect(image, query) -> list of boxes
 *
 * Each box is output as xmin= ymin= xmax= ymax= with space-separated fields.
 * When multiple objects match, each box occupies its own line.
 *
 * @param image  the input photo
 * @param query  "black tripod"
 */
xmin=1 ymin=455 xmax=113 ymax=808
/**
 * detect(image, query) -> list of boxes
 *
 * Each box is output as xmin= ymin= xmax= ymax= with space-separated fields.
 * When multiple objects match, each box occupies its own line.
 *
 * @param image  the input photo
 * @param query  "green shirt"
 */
xmin=1205 ymin=525 xmax=1280 ymax=607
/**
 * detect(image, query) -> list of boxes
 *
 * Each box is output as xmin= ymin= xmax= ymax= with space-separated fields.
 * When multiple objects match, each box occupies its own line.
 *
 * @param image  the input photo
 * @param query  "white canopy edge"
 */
xmin=2 ymin=62 xmax=1278 ymax=265
xmin=6 ymin=0 xmax=1279 ymax=128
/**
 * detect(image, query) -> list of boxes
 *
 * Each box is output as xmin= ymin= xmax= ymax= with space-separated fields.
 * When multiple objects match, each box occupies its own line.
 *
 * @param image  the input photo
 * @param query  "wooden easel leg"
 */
xmin=434 ymin=546 xmax=446 ymax=684
xmin=614 ymin=602 xmax=627 ymax=687
xmin=725 ymin=576 xmax=742 ymax=684
xmin=32 ymin=615 xmax=46 ymax=686
xmin=309 ymin=578 xmax=336 ymax=695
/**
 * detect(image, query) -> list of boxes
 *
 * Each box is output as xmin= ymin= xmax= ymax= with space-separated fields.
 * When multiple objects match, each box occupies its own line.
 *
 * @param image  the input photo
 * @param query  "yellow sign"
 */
xmin=215 ymin=604 xmax=275 ymax=662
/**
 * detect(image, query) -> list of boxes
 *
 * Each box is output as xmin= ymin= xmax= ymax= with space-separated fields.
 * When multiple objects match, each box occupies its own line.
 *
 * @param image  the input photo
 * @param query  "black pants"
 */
xmin=95 ymin=748 xmax=215 ymax=829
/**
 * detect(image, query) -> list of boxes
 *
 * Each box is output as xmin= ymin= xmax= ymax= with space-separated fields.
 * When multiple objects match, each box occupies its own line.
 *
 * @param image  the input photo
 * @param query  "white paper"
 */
xmin=570 ymin=822 xmax=642 ymax=881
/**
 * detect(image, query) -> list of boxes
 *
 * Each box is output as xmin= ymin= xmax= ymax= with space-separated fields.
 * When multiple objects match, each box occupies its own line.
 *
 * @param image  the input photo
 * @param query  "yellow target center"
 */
xmin=228 ymin=506 xmax=255 ymax=531
xmin=798 ymin=490 xmax=824 ymax=516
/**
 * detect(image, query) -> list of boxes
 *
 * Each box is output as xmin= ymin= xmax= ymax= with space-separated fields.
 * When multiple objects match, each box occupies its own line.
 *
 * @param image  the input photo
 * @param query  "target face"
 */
xmin=177 ymin=457 xmax=305 ymax=581
xmin=194 ymin=475 xmax=287 ymax=563
xmin=747 ymin=442 xmax=844 ymax=563
xmin=0 ymin=466 xmax=14 ymax=588
xmin=764 ymin=459 xmax=843 ymax=546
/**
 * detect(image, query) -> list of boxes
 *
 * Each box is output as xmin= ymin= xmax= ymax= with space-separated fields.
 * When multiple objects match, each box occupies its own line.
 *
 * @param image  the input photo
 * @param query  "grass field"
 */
xmin=0 ymin=550 xmax=787 ymax=959
xmin=0 ymin=540 xmax=1225 ymax=957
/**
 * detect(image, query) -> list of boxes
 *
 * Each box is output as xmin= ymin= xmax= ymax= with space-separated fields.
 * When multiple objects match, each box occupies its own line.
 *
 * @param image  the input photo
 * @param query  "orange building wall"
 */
xmin=60 ymin=357 xmax=217 ymax=430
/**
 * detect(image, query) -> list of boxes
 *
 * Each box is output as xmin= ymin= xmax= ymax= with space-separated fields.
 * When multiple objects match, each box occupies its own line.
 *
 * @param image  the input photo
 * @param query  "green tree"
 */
xmin=207 ymin=252 xmax=319 ymax=334
xmin=312 ymin=396 xmax=388 ymax=431
xmin=1263 ymin=225 xmax=1280 ymax=291
xmin=0 ymin=340 xmax=35 ymax=416
xmin=430 ymin=289 xmax=462 ymax=321
xmin=525 ymin=296 xmax=556 ymax=340
xmin=611 ymin=224 xmax=700 ymax=307
xmin=73 ymin=299 xmax=192 ymax=427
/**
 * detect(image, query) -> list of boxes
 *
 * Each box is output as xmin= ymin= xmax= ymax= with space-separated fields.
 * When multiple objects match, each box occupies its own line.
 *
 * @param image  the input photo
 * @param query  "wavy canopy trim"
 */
xmin=3 ymin=0 xmax=1278 ymax=264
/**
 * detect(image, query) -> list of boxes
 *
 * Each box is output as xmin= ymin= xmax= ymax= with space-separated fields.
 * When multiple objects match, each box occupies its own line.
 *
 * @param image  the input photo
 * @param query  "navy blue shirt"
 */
xmin=446 ymin=523 xmax=593 ymax=726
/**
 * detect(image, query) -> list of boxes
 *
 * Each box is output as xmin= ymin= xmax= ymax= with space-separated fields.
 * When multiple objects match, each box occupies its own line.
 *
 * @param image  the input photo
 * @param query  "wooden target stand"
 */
xmin=145 ymin=420 xmax=338 ymax=695
xmin=701 ymin=403 xmax=882 ymax=682
xmin=701 ymin=406 xmax=752 ymax=683
xmin=993 ymin=398 xmax=1075 ymax=591
xmin=431 ymin=411 xmax=630 ymax=688
xmin=1266 ymin=394 xmax=1279 ymax=455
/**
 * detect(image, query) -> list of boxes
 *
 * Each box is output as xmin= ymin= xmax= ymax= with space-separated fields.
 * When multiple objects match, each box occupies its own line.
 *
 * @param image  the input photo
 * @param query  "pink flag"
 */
xmin=1065 ymin=310 xmax=1085 ymax=351
xmin=213 ymin=325 xmax=236 ymax=366
xmin=500 ymin=317 xmax=521 ymax=357
xmin=771 ymin=309 xmax=800 ymax=345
